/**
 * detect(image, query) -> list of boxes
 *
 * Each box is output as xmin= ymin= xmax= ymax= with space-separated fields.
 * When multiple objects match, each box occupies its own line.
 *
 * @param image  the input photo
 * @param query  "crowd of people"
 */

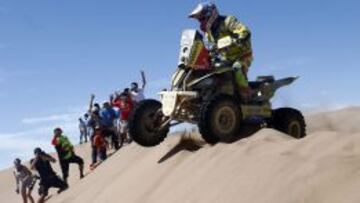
xmin=13 ymin=71 xmax=146 ymax=203
xmin=83 ymin=70 xmax=146 ymax=169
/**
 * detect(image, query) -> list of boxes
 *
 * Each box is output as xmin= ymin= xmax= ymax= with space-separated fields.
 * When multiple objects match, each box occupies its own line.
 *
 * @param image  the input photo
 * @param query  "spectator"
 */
xmin=94 ymin=103 xmax=101 ymax=113
xmin=84 ymin=113 xmax=90 ymax=120
xmin=78 ymin=118 xmax=88 ymax=144
xmin=100 ymin=101 xmax=119 ymax=150
xmin=51 ymin=128 xmax=84 ymax=184
xmin=87 ymin=94 xmax=102 ymax=143
xmin=93 ymin=126 xmax=107 ymax=161
xmin=84 ymin=113 xmax=92 ymax=141
xmin=87 ymin=111 xmax=101 ymax=135
xmin=87 ymin=110 xmax=102 ymax=167
xmin=109 ymin=91 xmax=121 ymax=105
xmin=30 ymin=148 xmax=67 ymax=203
xmin=123 ymin=88 xmax=130 ymax=96
xmin=110 ymin=92 xmax=121 ymax=138
xmin=112 ymin=92 xmax=134 ymax=143
xmin=13 ymin=158 xmax=37 ymax=203
xmin=111 ymin=94 xmax=122 ymax=143
xmin=130 ymin=70 xmax=146 ymax=104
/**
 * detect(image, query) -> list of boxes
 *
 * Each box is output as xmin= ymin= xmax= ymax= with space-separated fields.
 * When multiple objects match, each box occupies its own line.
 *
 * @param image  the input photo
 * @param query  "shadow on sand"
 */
xmin=158 ymin=134 xmax=205 ymax=164
xmin=158 ymin=124 xmax=263 ymax=164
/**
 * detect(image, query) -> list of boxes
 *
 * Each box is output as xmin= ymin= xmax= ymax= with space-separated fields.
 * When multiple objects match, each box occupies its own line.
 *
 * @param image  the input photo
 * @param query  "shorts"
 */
xmin=98 ymin=148 xmax=107 ymax=161
xmin=39 ymin=175 xmax=67 ymax=196
xmin=22 ymin=176 xmax=37 ymax=190
xmin=120 ymin=120 xmax=128 ymax=134
xmin=102 ymin=128 xmax=119 ymax=149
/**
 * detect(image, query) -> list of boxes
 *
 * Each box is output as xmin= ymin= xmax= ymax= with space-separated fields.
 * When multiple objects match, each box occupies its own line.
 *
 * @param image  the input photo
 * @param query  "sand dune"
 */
xmin=2 ymin=107 xmax=360 ymax=203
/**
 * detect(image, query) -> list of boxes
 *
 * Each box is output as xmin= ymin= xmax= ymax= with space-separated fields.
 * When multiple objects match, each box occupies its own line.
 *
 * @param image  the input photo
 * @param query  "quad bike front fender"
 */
xmin=158 ymin=91 xmax=198 ymax=117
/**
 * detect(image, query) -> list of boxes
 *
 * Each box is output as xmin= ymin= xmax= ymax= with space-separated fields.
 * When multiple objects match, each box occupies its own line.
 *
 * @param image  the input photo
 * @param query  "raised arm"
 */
xmin=141 ymin=70 xmax=146 ymax=89
xmin=30 ymin=157 xmax=38 ymax=170
xmin=41 ymin=153 xmax=56 ymax=163
xmin=88 ymin=94 xmax=95 ymax=113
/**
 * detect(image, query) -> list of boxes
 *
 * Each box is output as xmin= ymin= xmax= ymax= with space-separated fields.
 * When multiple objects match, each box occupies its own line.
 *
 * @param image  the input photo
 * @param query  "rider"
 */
xmin=189 ymin=2 xmax=254 ymax=100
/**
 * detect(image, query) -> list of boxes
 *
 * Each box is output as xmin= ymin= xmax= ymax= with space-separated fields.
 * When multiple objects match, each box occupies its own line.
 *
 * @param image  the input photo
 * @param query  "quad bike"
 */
xmin=129 ymin=29 xmax=306 ymax=147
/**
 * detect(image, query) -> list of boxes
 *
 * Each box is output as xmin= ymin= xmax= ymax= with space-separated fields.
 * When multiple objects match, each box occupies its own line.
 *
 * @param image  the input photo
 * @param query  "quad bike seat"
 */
xmin=248 ymin=76 xmax=275 ymax=90
xmin=248 ymin=81 xmax=263 ymax=89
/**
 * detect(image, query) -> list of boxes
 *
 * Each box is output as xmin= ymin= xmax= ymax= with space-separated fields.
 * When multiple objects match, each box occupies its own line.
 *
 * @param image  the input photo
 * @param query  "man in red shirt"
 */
xmin=112 ymin=92 xmax=134 ymax=143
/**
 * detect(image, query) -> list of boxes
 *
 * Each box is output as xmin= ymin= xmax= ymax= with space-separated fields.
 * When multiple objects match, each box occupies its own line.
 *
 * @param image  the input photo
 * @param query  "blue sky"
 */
xmin=0 ymin=0 xmax=359 ymax=169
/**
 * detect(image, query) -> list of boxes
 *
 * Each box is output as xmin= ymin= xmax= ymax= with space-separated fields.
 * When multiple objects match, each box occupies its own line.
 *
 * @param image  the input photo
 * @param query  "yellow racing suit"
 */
xmin=206 ymin=15 xmax=253 ymax=89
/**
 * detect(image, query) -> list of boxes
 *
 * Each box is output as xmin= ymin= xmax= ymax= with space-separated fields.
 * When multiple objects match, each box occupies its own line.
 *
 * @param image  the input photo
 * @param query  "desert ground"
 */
xmin=1 ymin=107 xmax=360 ymax=203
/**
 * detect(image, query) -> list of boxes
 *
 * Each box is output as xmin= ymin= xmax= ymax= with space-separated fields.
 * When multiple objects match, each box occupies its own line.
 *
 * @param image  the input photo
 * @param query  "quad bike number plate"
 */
xmin=160 ymin=92 xmax=178 ymax=117
xmin=217 ymin=36 xmax=232 ymax=49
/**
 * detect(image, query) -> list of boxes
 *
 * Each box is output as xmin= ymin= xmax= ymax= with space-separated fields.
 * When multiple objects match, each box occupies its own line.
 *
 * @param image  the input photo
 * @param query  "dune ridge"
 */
xmin=1 ymin=107 xmax=360 ymax=203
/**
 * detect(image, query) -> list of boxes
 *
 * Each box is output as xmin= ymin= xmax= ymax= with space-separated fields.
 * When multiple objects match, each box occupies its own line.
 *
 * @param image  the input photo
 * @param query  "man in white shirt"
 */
xmin=130 ymin=70 xmax=146 ymax=103
xmin=13 ymin=158 xmax=37 ymax=203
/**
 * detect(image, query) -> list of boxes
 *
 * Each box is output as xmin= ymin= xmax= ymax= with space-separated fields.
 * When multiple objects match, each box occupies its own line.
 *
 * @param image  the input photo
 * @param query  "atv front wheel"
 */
xmin=271 ymin=108 xmax=306 ymax=138
xmin=128 ymin=99 xmax=169 ymax=147
xmin=198 ymin=94 xmax=241 ymax=144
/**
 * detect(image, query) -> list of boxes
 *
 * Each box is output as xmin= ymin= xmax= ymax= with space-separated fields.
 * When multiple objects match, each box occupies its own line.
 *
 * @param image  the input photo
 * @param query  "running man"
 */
xmin=13 ymin=158 xmax=37 ymax=203
xmin=52 ymin=127 xmax=84 ymax=184
xmin=30 ymin=148 xmax=68 ymax=203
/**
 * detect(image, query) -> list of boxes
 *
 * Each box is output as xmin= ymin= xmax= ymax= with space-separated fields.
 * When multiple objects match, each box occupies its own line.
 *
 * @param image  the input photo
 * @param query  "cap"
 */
xmin=34 ymin=147 xmax=42 ymax=155
xmin=14 ymin=158 xmax=21 ymax=166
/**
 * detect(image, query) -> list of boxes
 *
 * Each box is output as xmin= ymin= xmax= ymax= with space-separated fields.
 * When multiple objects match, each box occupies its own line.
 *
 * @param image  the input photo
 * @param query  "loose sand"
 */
xmin=2 ymin=107 xmax=360 ymax=203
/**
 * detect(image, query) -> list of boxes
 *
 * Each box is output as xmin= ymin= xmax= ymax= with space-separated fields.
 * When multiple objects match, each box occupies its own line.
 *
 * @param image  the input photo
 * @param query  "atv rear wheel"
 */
xmin=198 ymin=94 xmax=241 ymax=144
xmin=128 ymin=99 xmax=169 ymax=147
xmin=271 ymin=108 xmax=306 ymax=138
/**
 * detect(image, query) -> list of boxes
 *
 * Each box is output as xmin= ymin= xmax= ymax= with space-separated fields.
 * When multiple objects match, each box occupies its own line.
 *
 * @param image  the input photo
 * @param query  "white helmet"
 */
xmin=188 ymin=2 xmax=219 ymax=32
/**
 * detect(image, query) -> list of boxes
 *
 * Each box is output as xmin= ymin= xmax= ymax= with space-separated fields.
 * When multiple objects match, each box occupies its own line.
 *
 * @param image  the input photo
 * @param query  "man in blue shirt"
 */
xmin=99 ymin=101 xmax=119 ymax=150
